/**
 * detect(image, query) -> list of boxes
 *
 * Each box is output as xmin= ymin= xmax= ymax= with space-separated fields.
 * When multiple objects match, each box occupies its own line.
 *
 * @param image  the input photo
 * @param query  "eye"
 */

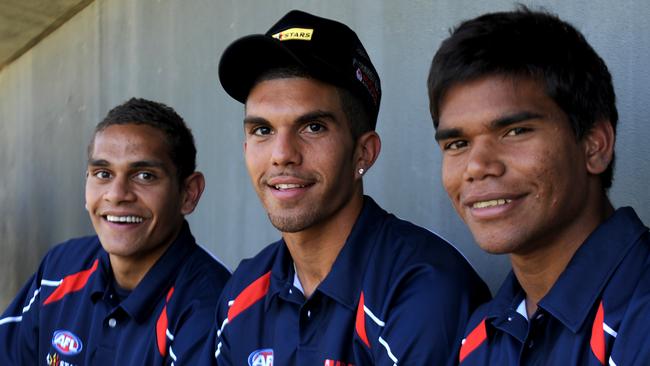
xmin=444 ymin=140 xmax=468 ymax=151
xmin=304 ymin=123 xmax=325 ymax=133
xmin=505 ymin=127 xmax=531 ymax=136
xmin=252 ymin=126 xmax=272 ymax=136
xmin=134 ymin=172 xmax=156 ymax=182
xmin=92 ymin=170 xmax=111 ymax=180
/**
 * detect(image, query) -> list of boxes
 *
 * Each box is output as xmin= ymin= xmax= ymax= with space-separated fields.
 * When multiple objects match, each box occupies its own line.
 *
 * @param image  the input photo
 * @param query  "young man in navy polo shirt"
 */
xmin=0 ymin=98 xmax=231 ymax=365
xmin=428 ymin=7 xmax=650 ymax=365
xmin=205 ymin=10 xmax=490 ymax=366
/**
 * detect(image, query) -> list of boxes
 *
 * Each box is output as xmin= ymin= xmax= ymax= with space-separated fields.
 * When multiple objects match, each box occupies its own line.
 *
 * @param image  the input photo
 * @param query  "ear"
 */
xmin=180 ymin=172 xmax=206 ymax=215
xmin=583 ymin=119 xmax=615 ymax=175
xmin=354 ymin=131 xmax=381 ymax=178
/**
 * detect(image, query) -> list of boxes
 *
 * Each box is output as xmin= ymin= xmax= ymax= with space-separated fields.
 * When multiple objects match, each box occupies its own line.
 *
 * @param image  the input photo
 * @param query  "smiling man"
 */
xmin=428 ymin=7 xmax=650 ymax=365
xmin=0 ymin=98 xmax=230 ymax=365
xmin=205 ymin=10 xmax=489 ymax=366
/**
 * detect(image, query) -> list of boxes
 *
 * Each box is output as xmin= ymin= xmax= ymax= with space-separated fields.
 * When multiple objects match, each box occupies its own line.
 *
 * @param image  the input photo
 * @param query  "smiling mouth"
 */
xmin=104 ymin=215 xmax=144 ymax=224
xmin=273 ymin=183 xmax=306 ymax=190
xmin=472 ymin=199 xmax=512 ymax=209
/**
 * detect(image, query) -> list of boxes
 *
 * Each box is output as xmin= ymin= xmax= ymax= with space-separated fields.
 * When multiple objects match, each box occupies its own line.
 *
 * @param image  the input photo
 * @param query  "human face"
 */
xmin=86 ymin=124 xmax=186 ymax=263
xmin=436 ymin=76 xmax=594 ymax=255
xmin=244 ymin=77 xmax=360 ymax=233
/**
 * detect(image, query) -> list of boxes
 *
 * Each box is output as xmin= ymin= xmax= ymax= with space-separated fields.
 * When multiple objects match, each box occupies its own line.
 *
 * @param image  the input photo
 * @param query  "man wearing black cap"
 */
xmin=206 ymin=10 xmax=489 ymax=365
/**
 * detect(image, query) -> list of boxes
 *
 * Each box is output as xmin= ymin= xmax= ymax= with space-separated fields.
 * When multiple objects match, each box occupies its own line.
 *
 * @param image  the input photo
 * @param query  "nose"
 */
xmin=463 ymin=138 xmax=505 ymax=182
xmin=270 ymin=131 xmax=301 ymax=167
xmin=104 ymin=176 xmax=136 ymax=204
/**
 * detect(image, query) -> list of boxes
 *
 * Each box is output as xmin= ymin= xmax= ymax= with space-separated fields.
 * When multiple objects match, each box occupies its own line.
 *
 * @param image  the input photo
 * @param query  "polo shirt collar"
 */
xmin=90 ymin=244 xmax=112 ymax=301
xmin=540 ymin=207 xmax=646 ymax=332
xmin=486 ymin=207 xmax=646 ymax=335
xmin=90 ymin=220 xmax=195 ymax=322
xmin=317 ymin=196 xmax=385 ymax=309
xmin=266 ymin=196 xmax=386 ymax=311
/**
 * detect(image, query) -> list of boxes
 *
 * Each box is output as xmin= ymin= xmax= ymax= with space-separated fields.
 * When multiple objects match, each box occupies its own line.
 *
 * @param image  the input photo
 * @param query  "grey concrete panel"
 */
xmin=1 ymin=0 xmax=649 ymax=310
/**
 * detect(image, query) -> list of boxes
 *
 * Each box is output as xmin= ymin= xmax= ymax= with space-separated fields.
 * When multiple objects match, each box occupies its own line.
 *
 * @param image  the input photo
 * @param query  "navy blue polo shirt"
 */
xmin=0 ymin=221 xmax=230 ymax=365
xmin=206 ymin=196 xmax=490 ymax=365
xmin=458 ymin=207 xmax=650 ymax=365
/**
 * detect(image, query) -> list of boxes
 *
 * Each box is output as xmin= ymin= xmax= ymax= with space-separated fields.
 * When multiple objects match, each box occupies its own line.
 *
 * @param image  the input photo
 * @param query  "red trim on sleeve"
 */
xmin=156 ymin=286 xmax=175 ymax=357
xmin=590 ymin=301 xmax=606 ymax=365
xmin=355 ymin=291 xmax=370 ymax=348
xmin=43 ymin=259 xmax=99 ymax=305
xmin=459 ymin=318 xmax=487 ymax=363
xmin=227 ymin=271 xmax=271 ymax=322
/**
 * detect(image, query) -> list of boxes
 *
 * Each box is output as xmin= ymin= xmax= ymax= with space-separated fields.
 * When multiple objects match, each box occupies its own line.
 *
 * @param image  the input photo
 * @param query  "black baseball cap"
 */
xmin=218 ymin=10 xmax=382 ymax=127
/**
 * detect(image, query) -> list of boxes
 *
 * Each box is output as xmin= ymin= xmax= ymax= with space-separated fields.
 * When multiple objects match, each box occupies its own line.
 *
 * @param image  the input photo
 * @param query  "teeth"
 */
xmin=106 ymin=215 xmax=144 ymax=223
xmin=274 ymin=183 xmax=305 ymax=190
xmin=473 ymin=199 xmax=512 ymax=209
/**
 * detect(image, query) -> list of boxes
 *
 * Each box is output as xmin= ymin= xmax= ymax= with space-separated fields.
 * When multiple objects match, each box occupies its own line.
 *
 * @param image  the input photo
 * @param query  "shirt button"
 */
xmin=307 ymin=310 xmax=312 ymax=318
xmin=507 ymin=317 xmax=513 ymax=321
xmin=536 ymin=313 xmax=544 ymax=320
xmin=108 ymin=318 xmax=117 ymax=328
xmin=289 ymin=289 xmax=293 ymax=294
xmin=528 ymin=340 xmax=534 ymax=348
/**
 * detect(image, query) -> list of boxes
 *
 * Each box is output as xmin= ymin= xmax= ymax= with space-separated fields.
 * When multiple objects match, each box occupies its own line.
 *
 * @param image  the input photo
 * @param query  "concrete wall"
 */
xmin=2 ymin=0 xmax=649 ymax=310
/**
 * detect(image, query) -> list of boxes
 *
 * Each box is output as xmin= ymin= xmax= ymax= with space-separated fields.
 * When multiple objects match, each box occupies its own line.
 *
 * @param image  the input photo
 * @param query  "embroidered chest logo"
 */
xmin=51 ymin=330 xmax=83 ymax=355
xmin=248 ymin=348 xmax=273 ymax=366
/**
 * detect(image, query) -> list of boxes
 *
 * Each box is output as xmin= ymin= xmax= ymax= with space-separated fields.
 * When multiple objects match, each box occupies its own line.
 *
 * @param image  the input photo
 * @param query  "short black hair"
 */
xmin=427 ymin=6 xmax=617 ymax=189
xmin=89 ymin=98 xmax=197 ymax=184
xmin=253 ymin=67 xmax=373 ymax=141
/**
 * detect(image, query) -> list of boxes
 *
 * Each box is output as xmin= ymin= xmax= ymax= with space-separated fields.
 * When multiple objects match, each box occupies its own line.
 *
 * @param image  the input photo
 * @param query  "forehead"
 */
xmin=90 ymin=124 xmax=171 ymax=163
xmin=438 ymin=76 xmax=563 ymax=129
xmin=245 ymin=77 xmax=345 ymax=121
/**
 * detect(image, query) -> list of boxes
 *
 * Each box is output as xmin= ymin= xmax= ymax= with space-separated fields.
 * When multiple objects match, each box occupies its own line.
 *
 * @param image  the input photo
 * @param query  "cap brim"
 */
xmin=218 ymin=35 xmax=309 ymax=104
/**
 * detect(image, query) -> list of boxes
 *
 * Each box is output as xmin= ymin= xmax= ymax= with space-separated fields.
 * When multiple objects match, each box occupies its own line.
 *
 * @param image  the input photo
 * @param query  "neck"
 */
xmin=512 ymin=195 xmax=614 ymax=317
xmin=109 ymin=227 xmax=181 ymax=290
xmin=284 ymin=194 xmax=364 ymax=298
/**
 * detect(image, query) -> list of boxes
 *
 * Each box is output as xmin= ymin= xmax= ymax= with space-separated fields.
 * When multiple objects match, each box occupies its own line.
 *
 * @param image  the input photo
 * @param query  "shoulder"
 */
xmin=38 ymin=236 xmax=103 ymax=277
xmin=222 ymin=240 xmax=283 ymax=296
xmin=360 ymin=213 xmax=490 ymax=321
xmin=176 ymin=242 xmax=232 ymax=294
xmin=366 ymin=213 xmax=484 ymax=287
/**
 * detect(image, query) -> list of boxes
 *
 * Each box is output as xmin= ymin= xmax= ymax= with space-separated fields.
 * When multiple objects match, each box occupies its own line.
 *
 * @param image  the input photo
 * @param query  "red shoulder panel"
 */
xmin=227 ymin=271 xmax=271 ymax=322
xmin=355 ymin=291 xmax=370 ymax=348
xmin=590 ymin=301 xmax=606 ymax=365
xmin=156 ymin=286 xmax=175 ymax=357
xmin=459 ymin=318 xmax=487 ymax=363
xmin=44 ymin=259 xmax=99 ymax=305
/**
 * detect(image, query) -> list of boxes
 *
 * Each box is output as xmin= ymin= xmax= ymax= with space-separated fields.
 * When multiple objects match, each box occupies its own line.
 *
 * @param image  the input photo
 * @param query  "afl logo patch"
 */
xmin=248 ymin=348 xmax=273 ymax=366
xmin=51 ymin=330 xmax=83 ymax=355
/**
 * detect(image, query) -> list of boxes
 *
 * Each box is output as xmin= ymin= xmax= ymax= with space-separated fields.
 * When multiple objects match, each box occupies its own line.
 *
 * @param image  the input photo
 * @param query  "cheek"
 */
xmin=84 ymin=184 xmax=98 ymax=207
xmin=441 ymin=159 xmax=462 ymax=197
xmin=244 ymin=153 xmax=264 ymax=177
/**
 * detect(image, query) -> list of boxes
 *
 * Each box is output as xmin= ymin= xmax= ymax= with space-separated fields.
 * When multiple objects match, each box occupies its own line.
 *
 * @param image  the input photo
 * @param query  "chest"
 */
xmin=38 ymin=292 xmax=168 ymax=366
xmin=226 ymin=292 xmax=364 ymax=365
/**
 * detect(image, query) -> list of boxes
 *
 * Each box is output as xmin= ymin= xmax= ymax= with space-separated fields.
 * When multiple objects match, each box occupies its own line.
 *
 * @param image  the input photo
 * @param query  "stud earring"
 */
xmin=358 ymin=168 xmax=365 ymax=175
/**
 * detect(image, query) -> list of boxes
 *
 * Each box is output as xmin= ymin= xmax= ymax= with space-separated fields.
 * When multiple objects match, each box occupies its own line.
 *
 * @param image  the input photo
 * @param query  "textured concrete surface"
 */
xmin=1 ymin=0 xmax=649 ymax=310
xmin=0 ymin=0 xmax=93 ymax=69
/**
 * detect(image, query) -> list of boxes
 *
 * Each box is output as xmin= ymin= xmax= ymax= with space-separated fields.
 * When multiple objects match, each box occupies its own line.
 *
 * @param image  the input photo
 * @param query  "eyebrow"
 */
xmin=87 ymin=159 xmax=167 ymax=171
xmin=491 ymin=111 xmax=544 ymax=129
xmin=243 ymin=110 xmax=338 ymax=127
xmin=434 ymin=111 xmax=545 ymax=142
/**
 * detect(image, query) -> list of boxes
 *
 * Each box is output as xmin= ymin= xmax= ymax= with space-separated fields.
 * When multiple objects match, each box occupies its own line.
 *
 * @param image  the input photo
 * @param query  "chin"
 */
xmin=473 ymin=236 xmax=519 ymax=255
